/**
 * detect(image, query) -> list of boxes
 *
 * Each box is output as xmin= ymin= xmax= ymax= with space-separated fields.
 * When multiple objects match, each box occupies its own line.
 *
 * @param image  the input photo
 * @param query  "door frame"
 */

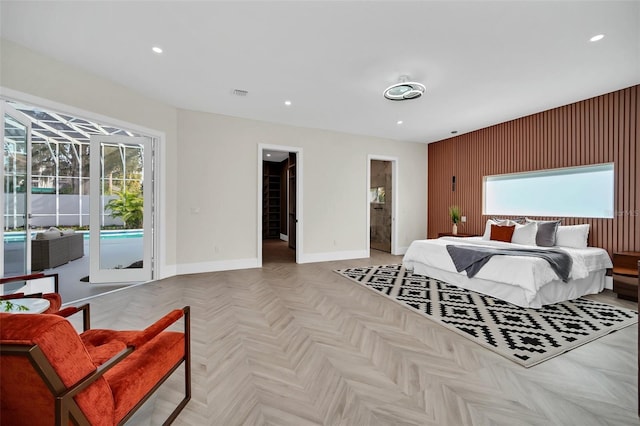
xmin=367 ymin=155 xmax=399 ymax=255
xmin=257 ymin=144 xmax=303 ymax=265
xmin=0 ymin=102 xmax=33 ymax=277
xmin=0 ymin=88 xmax=167 ymax=280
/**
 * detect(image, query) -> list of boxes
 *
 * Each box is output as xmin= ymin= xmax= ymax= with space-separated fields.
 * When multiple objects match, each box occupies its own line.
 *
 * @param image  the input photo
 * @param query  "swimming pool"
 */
xmin=3 ymin=229 xmax=143 ymax=243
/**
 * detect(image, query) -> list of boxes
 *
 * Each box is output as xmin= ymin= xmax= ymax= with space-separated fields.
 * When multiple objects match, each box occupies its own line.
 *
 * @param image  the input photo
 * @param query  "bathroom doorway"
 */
xmin=367 ymin=155 xmax=398 ymax=255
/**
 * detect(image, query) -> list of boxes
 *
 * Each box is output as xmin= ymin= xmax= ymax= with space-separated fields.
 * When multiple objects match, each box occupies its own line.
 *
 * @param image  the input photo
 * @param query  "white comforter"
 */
xmin=402 ymin=237 xmax=612 ymax=297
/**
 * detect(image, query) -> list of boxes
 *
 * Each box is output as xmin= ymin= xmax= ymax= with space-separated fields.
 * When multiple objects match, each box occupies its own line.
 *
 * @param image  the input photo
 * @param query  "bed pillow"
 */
xmin=493 ymin=216 xmax=525 ymax=224
xmin=555 ymin=224 xmax=590 ymax=248
xmin=490 ymin=224 xmax=515 ymax=243
xmin=510 ymin=221 xmax=537 ymax=245
xmin=482 ymin=219 xmax=513 ymax=240
xmin=525 ymin=218 xmax=561 ymax=247
xmin=35 ymin=230 xmax=61 ymax=240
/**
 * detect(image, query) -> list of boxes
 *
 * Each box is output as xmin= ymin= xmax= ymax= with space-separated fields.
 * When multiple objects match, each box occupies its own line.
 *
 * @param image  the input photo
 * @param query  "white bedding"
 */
xmin=402 ymin=236 xmax=612 ymax=307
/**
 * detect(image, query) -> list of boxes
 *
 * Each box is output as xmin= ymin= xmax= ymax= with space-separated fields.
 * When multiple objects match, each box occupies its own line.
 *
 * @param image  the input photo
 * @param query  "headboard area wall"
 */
xmin=427 ymin=84 xmax=639 ymax=256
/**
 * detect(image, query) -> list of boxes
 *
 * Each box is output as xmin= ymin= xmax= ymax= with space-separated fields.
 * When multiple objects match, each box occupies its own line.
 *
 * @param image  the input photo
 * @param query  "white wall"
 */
xmin=1 ymin=38 xmax=427 ymax=277
xmin=176 ymin=109 xmax=426 ymax=272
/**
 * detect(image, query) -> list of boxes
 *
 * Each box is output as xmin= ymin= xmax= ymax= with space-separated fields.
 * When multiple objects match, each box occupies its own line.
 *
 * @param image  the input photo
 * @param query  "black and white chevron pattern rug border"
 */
xmin=334 ymin=264 xmax=638 ymax=367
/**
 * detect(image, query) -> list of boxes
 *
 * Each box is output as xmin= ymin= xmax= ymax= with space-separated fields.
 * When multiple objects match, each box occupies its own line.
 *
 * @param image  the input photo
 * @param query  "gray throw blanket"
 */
xmin=446 ymin=245 xmax=573 ymax=282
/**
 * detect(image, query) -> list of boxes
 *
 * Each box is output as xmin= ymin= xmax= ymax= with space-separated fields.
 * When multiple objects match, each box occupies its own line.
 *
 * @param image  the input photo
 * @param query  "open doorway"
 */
xmin=258 ymin=145 xmax=302 ymax=265
xmin=367 ymin=155 xmax=398 ymax=255
xmin=262 ymin=151 xmax=293 ymax=263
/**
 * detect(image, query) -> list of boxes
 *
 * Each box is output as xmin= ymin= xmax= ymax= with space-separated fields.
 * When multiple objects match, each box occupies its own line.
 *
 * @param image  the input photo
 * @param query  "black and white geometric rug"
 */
xmin=334 ymin=264 xmax=638 ymax=367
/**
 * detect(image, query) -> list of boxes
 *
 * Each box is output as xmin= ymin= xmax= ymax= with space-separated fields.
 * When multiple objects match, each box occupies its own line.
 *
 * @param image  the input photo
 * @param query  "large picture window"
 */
xmin=483 ymin=163 xmax=614 ymax=218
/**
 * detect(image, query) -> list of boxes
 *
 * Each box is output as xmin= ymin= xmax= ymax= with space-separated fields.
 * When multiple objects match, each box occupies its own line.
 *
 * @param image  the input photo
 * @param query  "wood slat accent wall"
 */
xmin=427 ymin=84 xmax=639 ymax=256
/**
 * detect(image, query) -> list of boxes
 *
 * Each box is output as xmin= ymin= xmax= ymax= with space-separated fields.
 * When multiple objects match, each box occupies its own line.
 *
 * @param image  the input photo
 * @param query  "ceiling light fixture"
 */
xmin=590 ymin=34 xmax=605 ymax=42
xmin=397 ymin=120 xmax=403 ymax=125
xmin=284 ymin=100 xmax=292 ymax=106
xmin=384 ymin=75 xmax=426 ymax=101
xmin=152 ymin=46 xmax=163 ymax=54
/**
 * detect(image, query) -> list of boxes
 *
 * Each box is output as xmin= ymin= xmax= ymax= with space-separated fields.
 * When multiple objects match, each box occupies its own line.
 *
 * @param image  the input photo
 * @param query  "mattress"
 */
xmin=402 ymin=236 xmax=613 ymax=308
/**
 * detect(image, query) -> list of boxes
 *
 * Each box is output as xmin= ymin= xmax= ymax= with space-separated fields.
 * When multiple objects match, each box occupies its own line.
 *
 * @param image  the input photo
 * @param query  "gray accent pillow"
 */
xmin=535 ymin=220 xmax=561 ymax=247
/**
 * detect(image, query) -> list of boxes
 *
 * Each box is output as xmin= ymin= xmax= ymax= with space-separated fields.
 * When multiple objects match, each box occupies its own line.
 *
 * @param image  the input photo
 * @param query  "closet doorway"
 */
xmin=258 ymin=145 xmax=302 ymax=265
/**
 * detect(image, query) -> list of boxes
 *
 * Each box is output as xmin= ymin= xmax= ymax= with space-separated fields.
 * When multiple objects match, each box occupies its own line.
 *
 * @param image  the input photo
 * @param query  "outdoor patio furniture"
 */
xmin=31 ymin=232 xmax=84 ymax=270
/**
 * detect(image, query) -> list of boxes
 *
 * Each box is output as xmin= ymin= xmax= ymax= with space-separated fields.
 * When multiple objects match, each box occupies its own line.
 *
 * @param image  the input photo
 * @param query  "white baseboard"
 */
xmin=298 ymin=249 xmax=369 ymax=264
xmin=158 ymin=264 xmax=178 ymax=279
xmin=176 ymin=258 xmax=259 ymax=275
xmin=280 ymin=233 xmax=288 ymax=242
xmin=395 ymin=246 xmax=409 ymax=256
xmin=604 ymin=275 xmax=613 ymax=290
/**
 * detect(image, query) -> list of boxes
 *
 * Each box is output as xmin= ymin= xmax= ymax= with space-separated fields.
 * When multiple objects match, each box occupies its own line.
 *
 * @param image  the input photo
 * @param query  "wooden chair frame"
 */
xmin=0 ymin=306 xmax=191 ymax=425
xmin=57 ymin=303 xmax=91 ymax=332
xmin=0 ymin=272 xmax=59 ymax=295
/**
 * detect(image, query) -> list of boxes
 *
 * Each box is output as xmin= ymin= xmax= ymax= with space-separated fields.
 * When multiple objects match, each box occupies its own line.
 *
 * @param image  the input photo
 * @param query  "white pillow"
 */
xmin=555 ymin=224 xmax=590 ymax=248
xmin=511 ymin=221 xmax=538 ymax=246
xmin=482 ymin=219 xmax=514 ymax=240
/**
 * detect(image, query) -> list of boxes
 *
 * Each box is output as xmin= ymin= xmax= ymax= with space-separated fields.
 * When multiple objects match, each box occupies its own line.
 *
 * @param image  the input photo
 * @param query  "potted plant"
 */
xmin=448 ymin=205 xmax=461 ymax=235
xmin=0 ymin=300 xmax=29 ymax=312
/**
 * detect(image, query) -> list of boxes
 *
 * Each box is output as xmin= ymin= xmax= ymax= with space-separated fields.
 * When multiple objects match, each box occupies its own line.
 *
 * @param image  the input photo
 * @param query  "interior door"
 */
xmin=1 ymin=102 xmax=32 ymax=277
xmin=89 ymin=135 xmax=152 ymax=283
xmin=288 ymin=153 xmax=296 ymax=249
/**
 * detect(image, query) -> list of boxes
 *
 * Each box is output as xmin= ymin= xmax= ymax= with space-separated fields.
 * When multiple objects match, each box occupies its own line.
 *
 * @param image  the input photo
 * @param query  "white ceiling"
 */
xmin=263 ymin=150 xmax=290 ymax=163
xmin=1 ymin=1 xmax=638 ymax=144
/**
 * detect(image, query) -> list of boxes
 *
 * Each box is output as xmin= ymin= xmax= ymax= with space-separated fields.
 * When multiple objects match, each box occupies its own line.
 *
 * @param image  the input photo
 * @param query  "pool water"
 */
xmin=4 ymin=230 xmax=143 ymax=243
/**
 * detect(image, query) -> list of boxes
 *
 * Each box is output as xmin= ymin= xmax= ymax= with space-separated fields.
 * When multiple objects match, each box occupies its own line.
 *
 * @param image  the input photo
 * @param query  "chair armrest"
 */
xmin=0 ymin=293 xmax=27 ymax=300
xmin=127 ymin=306 xmax=189 ymax=348
xmin=59 ymin=346 xmax=135 ymax=403
xmin=56 ymin=303 xmax=91 ymax=332
xmin=0 ymin=273 xmax=45 ymax=284
xmin=0 ymin=273 xmax=59 ymax=293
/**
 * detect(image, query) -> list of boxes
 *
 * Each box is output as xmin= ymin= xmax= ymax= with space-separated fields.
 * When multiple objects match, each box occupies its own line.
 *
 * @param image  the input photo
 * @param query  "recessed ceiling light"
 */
xmin=152 ymin=46 xmax=163 ymax=54
xmin=397 ymin=120 xmax=403 ymax=125
xmin=589 ymin=34 xmax=605 ymax=42
xmin=266 ymin=153 xmax=271 ymax=157
xmin=284 ymin=100 xmax=292 ymax=106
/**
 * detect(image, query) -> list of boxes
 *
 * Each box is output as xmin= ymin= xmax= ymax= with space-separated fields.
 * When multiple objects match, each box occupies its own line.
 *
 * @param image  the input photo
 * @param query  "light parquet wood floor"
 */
xmin=64 ymin=243 xmax=639 ymax=425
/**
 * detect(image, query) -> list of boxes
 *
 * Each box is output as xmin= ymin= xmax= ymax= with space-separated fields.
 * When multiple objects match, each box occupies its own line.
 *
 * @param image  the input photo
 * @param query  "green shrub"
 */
xmin=105 ymin=190 xmax=143 ymax=229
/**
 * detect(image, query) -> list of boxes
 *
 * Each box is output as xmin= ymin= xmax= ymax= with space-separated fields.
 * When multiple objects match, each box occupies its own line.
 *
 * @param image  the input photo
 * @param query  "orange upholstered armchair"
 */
xmin=0 ymin=305 xmax=191 ymax=425
xmin=0 ymin=272 xmax=62 ymax=314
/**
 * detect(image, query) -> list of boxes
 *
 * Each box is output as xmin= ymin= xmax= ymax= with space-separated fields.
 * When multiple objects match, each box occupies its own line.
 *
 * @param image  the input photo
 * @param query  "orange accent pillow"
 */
xmin=490 ymin=224 xmax=515 ymax=242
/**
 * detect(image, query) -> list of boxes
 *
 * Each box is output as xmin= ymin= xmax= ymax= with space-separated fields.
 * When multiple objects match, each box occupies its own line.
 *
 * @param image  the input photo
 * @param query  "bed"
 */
xmin=402 ymin=235 xmax=613 ymax=309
